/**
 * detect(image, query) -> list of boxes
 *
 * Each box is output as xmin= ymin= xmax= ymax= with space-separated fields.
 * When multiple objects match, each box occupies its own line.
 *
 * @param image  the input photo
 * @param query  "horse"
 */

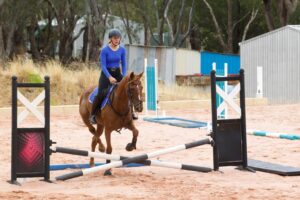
xmin=79 ymin=71 xmax=144 ymax=175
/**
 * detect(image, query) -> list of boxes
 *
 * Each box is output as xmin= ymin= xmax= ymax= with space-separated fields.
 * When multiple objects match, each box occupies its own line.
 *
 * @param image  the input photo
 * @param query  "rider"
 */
xmin=89 ymin=29 xmax=137 ymax=124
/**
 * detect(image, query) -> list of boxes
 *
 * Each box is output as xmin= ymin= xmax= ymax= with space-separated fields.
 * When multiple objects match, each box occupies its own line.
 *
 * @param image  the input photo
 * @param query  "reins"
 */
xmin=108 ymin=82 xmax=132 ymax=122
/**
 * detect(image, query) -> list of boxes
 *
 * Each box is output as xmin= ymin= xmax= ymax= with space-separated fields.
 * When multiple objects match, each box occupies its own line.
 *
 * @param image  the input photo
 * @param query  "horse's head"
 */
xmin=127 ymin=72 xmax=144 ymax=112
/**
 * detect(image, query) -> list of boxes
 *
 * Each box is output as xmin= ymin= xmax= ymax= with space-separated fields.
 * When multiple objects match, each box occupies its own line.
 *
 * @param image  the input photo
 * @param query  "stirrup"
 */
xmin=89 ymin=115 xmax=97 ymax=124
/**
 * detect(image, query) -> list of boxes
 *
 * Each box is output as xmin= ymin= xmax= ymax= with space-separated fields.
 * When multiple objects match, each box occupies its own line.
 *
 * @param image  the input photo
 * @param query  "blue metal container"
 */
xmin=200 ymin=51 xmax=240 ymax=75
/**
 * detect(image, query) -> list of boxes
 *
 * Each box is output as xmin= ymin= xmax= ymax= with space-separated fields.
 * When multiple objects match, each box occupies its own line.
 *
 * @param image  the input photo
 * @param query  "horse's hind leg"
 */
xmin=79 ymin=107 xmax=98 ymax=166
xmin=125 ymin=122 xmax=139 ymax=151
xmin=90 ymin=124 xmax=105 ymax=167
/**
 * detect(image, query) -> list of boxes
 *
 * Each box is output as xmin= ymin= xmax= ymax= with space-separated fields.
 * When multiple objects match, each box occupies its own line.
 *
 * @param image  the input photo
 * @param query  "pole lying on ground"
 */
xmin=55 ymin=138 xmax=212 ymax=181
xmin=52 ymin=146 xmax=212 ymax=173
xmin=247 ymin=130 xmax=300 ymax=140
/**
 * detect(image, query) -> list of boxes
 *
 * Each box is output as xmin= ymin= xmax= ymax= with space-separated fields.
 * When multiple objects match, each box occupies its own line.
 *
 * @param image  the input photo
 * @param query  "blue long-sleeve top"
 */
xmin=100 ymin=45 xmax=126 ymax=78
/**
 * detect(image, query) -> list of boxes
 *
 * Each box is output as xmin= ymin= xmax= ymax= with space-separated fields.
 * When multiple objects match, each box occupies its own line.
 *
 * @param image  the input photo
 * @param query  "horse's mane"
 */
xmin=114 ymin=73 xmax=131 ymax=97
xmin=119 ymin=73 xmax=134 ymax=89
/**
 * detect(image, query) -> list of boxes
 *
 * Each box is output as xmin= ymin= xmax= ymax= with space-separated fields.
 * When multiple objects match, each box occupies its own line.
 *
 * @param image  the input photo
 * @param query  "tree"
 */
xmin=263 ymin=0 xmax=299 ymax=31
xmin=201 ymin=0 xmax=259 ymax=53
xmin=164 ymin=0 xmax=195 ymax=47
xmin=130 ymin=0 xmax=154 ymax=45
xmin=83 ymin=0 xmax=109 ymax=63
xmin=133 ymin=0 xmax=169 ymax=46
xmin=0 ymin=0 xmax=21 ymax=61
xmin=114 ymin=0 xmax=144 ymax=45
xmin=44 ymin=0 xmax=86 ymax=64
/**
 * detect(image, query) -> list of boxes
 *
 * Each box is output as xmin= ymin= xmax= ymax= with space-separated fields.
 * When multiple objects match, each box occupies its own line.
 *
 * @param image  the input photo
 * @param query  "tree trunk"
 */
xmin=227 ymin=0 xmax=233 ymax=53
xmin=277 ymin=0 xmax=298 ymax=26
xmin=0 ymin=25 xmax=5 ymax=61
xmin=82 ymin=0 xmax=106 ymax=62
xmin=28 ymin=18 xmax=41 ymax=60
xmin=263 ymin=0 xmax=275 ymax=31
xmin=189 ymin=28 xmax=199 ymax=50
xmin=59 ymin=35 xmax=73 ymax=64
xmin=202 ymin=0 xmax=227 ymax=51
xmin=5 ymin=23 xmax=16 ymax=59
xmin=178 ymin=0 xmax=195 ymax=48
xmin=119 ymin=0 xmax=133 ymax=44
xmin=144 ymin=23 xmax=149 ymax=46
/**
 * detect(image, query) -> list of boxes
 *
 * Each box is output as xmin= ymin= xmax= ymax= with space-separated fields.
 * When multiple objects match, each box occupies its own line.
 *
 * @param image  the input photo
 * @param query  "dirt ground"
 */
xmin=0 ymin=102 xmax=300 ymax=200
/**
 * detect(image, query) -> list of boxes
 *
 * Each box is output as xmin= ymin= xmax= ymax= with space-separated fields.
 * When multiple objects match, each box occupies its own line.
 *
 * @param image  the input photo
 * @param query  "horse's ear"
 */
xmin=129 ymin=71 xmax=135 ymax=80
xmin=137 ymin=71 xmax=144 ymax=79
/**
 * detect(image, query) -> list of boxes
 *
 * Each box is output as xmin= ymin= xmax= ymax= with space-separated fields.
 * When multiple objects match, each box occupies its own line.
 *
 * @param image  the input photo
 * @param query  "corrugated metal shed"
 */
xmin=240 ymin=25 xmax=300 ymax=104
xmin=175 ymin=49 xmax=200 ymax=75
xmin=125 ymin=45 xmax=176 ymax=85
xmin=125 ymin=45 xmax=200 ymax=85
xmin=200 ymin=51 xmax=240 ymax=75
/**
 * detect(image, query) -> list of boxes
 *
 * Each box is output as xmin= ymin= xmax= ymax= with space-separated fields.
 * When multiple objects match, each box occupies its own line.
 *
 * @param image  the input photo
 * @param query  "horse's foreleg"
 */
xmin=125 ymin=122 xmax=139 ymax=151
xmin=104 ymin=128 xmax=113 ymax=176
xmin=96 ymin=124 xmax=105 ymax=152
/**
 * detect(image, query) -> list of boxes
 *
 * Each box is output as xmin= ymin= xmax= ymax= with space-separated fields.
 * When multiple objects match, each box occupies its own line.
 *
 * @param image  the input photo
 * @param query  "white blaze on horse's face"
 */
xmin=137 ymin=84 xmax=141 ymax=101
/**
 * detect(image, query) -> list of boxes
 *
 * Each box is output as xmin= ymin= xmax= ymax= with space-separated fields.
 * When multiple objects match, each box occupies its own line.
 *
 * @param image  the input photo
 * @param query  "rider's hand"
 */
xmin=109 ymin=76 xmax=117 ymax=84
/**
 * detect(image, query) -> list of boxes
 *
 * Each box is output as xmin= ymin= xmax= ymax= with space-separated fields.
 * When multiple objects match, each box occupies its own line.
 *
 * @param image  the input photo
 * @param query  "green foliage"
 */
xmin=1 ymin=0 xmax=300 ymax=60
xmin=27 ymin=73 xmax=43 ymax=83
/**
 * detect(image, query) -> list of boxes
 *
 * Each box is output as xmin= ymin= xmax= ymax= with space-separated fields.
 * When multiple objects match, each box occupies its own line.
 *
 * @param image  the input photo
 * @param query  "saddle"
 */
xmin=88 ymin=85 xmax=116 ymax=110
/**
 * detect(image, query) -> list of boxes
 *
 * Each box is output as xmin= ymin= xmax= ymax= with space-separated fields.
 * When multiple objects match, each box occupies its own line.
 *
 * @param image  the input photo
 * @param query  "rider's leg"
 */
xmin=89 ymin=72 xmax=110 ymax=124
xmin=89 ymin=92 xmax=105 ymax=124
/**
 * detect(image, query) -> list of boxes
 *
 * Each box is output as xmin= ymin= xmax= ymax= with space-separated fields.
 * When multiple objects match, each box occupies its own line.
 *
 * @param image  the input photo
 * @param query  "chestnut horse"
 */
xmin=79 ymin=72 xmax=143 ymax=175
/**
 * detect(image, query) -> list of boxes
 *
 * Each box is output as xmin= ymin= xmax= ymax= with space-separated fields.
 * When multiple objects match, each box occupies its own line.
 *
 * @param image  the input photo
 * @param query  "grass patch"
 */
xmin=0 ymin=58 xmax=210 ymax=107
xmin=28 ymin=73 xmax=43 ymax=83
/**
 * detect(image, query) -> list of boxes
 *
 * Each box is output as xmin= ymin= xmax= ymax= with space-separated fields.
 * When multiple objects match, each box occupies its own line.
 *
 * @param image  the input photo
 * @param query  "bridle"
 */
xmin=108 ymin=80 xmax=142 ymax=119
xmin=127 ymin=80 xmax=143 ymax=111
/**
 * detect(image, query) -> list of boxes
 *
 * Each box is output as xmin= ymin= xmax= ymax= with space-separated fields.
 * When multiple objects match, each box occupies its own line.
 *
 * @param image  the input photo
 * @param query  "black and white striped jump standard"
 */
xmin=55 ymin=138 xmax=211 ymax=181
xmin=52 ymin=145 xmax=211 ymax=173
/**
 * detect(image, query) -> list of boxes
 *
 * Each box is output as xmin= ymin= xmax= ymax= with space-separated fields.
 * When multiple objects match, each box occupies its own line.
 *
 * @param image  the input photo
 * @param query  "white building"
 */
xmin=240 ymin=25 xmax=300 ymax=104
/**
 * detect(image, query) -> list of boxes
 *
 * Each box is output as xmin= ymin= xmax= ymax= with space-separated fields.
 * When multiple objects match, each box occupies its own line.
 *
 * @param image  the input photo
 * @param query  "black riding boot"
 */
xmin=89 ymin=94 xmax=104 ymax=124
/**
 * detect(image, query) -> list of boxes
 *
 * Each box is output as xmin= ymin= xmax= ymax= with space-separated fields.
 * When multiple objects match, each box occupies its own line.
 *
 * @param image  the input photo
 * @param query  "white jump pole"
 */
xmin=154 ymin=58 xmax=158 ymax=117
xmin=144 ymin=58 xmax=148 ymax=116
xmin=52 ymin=146 xmax=211 ymax=173
xmin=223 ymin=63 xmax=228 ymax=118
xmin=256 ymin=66 xmax=263 ymax=98
xmin=55 ymin=138 xmax=212 ymax=181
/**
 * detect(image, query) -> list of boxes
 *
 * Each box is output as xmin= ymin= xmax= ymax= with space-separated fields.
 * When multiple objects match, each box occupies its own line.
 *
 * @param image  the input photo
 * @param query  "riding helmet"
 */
xmin=108 ymin=29 xmax=122 ymax=39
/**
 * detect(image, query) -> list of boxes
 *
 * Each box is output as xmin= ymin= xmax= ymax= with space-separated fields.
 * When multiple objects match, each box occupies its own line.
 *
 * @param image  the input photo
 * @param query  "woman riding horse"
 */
xmin=89 ymin=29 xmax=137 ymax=125
xmin=80 ymin=29 xmax=143 ymax=175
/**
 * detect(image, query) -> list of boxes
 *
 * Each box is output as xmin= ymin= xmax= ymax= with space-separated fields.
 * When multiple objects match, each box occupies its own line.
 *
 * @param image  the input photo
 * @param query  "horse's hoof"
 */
xmin=98 ymin=144 xmax=105 ymax=152
xmin=125 ymin=143 xmax=136 ymax=151
xmin=104 ymin=169 xmax=112 ymax=176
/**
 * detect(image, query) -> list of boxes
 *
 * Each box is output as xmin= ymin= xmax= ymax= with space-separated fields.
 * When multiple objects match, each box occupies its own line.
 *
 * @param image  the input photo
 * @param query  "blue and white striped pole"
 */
xmin=55 ymin=138 xmax=212 ymax=181
xmin=145 ymin=58 xmax=158 ymax=116
xmin=247 ymin=130 xmax=300 ymax=140
xmin=51 ymin=146 xmax=211 ymax=173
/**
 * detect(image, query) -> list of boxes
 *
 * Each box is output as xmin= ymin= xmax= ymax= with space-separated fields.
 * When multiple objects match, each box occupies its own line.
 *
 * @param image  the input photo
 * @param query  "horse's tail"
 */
xmin=79 ymin=87 xmax=96 ymax=136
